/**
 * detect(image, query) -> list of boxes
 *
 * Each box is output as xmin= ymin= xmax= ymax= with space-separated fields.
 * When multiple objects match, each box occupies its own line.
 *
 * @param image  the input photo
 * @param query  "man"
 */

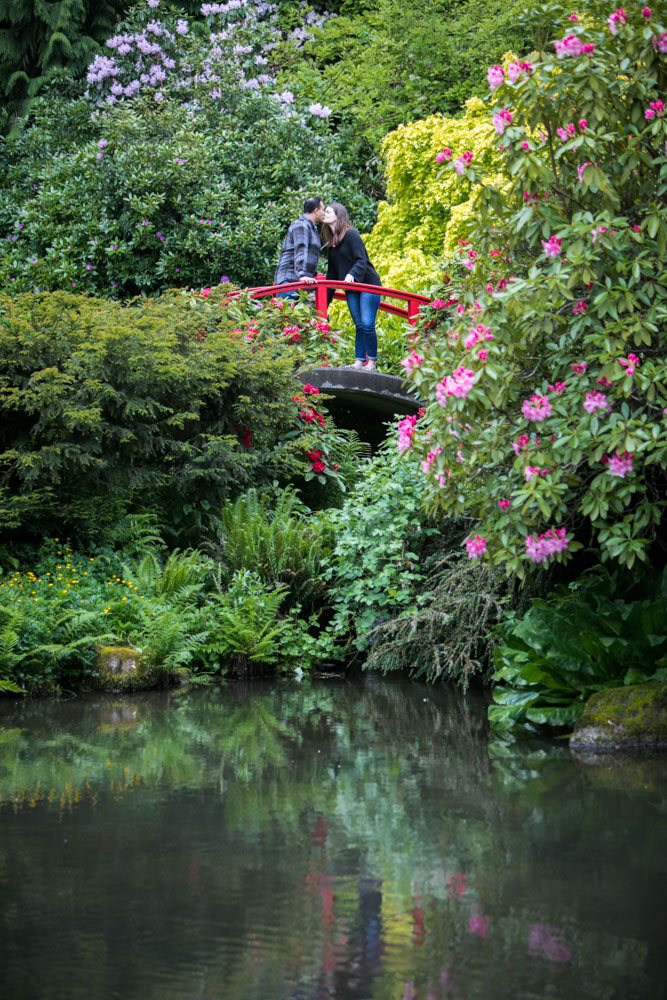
xmin=273 ymin=196 xmax=325 ymax=295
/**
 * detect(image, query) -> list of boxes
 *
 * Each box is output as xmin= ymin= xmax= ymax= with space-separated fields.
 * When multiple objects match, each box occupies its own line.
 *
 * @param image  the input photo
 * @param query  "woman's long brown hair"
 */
xmin=321 ymin=202 xmax=354 ymax=248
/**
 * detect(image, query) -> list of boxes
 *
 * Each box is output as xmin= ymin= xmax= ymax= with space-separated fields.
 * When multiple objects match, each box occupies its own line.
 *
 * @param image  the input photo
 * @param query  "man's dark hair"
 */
xmin=304 ymin=196 xmax=323 ymax=214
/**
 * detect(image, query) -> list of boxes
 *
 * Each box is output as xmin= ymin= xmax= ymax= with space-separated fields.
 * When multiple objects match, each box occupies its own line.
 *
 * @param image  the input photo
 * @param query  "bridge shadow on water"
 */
xmin=298 ymin=367 xmax=422 ymax=451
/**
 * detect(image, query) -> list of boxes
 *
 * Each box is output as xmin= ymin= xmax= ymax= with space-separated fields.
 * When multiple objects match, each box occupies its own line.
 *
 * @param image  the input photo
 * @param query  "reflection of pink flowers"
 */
xmin=446 ymin=872 xmax=468 ymax=898
xmin=528 ymin=923 xmax=572 ymax=963
xmin=468 ymin=914 xmax=490 ymax=938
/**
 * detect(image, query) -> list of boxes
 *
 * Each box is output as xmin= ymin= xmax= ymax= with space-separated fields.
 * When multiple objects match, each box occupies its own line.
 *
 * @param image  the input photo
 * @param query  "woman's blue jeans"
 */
xmin=345 ymin=289 xmax=381 ymax=361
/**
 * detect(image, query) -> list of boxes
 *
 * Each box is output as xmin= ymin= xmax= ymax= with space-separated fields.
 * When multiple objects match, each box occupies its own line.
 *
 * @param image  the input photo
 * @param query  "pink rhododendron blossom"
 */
xmin=512 ymin=434 xmax=536 ymax=455
xmin=579 ymin=118 xmax=588 ymax=130
xmin=525 ymin=528 xmax=570 ymax=563
xmin=421 ymin=446 xmax=443 ymax=474
xmin=436 ymin=147 xmax=452 ymax=163
xmin=468 ymin=914 xmax=490 ymax=937
xmin=464 ymin=323 xmax=491 ymax=350
xmin=521 ymin=141 xmax=530 ymax=150
xmin=572 ymin=362 xmax=587 ymax=374
xmin=572 ymin=300 xmax=587 ymax=314
xmin=488 ymin=65 xmax=505 ymax=89
xmin=506 ymin=60 xmax=532 ymax=82
xmin=542 ymin=235 xmax=562 ymax=258
xmin=454 ymin=151 xmax=474 ymax=174
xmin=492 ymin=109 xmax=513 ymax=133
xmin=522 ymin=394 xmax=552 ymax=422
xmin=524 ymin=466 xmax=542 ymax=482
xmin=608 ymin=8 xmax=627 ymax=34
xmin=592 ymin=226 xmax=607 ymax=243
xmin=478 ymin=349 xmax=488 ymax=362
xmin=548 ymin=381 xmax=567 ymax=394
xmin=554 ymin=34 xmax=591 ymax=58
xmin=437 ymin=367 xmax=476 ymax=404
xmin=569 ymin=11 xmax=579 ymax=19
xmin=528 ymin=924 xmax=572 ymax=963
xmin=397 ymin=415 xmax=418 ymax=451
xmin=577 ymin=161 xmax=596 ymax=183
xmin=642 ymin=7 xmax=652 ymax=16
xmin=402 ymin=351 xmax=425 ymax=375
xmin=645 ymin=99 xmax=665 ymax=119
xmin=557 ymin=127 xmax=569 ymax=141
xmin=596 ymin=375 xmax=613 ymax=387
xmin=583 ymin=390 xmax=611 ymax=413
xmin=608 ymin=451 xmax=633 ymax=477
xmin=498 ymin=499 xmax=511 ymax=509
xmin=653 ymin=34 xmax=667 ymax=53
xmin=618 ymin=352 xmax=639 ymax=375
xmin=431 ymin=298 xmax=447 ymax=309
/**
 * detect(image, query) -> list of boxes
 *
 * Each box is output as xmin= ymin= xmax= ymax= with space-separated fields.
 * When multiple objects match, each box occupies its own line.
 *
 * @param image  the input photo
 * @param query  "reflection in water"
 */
xmin=0 ymin=676 xmax=666 ymax=1000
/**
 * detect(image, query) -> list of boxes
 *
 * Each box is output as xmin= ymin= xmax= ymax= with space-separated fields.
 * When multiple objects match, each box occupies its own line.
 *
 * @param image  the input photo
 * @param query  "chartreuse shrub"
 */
xmin=0 ymin=288 xmax=353 ymax=542
xmin=364 ymin=98 xmax=507 ymax=292
xmin=401 ymin=0 xmax=667 ymax=579
xmin=489 ymin=568 xmax=667 ymax=730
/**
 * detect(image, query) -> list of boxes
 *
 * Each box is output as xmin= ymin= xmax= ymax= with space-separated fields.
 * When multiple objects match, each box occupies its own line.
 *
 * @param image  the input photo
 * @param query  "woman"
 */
xmin=322 ymin=203 xmax=382 ymax=372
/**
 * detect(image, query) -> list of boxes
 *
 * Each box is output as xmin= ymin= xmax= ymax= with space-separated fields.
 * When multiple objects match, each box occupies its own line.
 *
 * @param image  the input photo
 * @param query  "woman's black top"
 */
xmin=326 ymin=229 xmax=381 ymax=304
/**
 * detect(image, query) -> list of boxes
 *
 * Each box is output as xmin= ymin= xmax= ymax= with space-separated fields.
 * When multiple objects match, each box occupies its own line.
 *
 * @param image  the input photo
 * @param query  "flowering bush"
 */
xmin=400 ymin=0 xmax=667 ymax=576
xmin=0 ymin=2 xmax=375 ymax=297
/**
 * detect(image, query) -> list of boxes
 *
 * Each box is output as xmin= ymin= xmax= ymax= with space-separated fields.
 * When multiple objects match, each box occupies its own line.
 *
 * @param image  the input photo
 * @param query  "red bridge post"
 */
xmin=314 ymin=274 xmax=328 ymax=322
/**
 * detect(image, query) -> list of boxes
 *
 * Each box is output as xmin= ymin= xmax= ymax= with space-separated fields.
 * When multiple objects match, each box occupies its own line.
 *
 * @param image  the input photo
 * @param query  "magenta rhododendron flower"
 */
xmin=487 ymin=65 xmax=505 ymax=89
xmin=437 ymin=367 xmax=475 ymax=405
xmin=618 ymin=353 xmax=639 ymax=375
xmin=454 ymin=151 xmax=474 ymax=175
xmin=492 ymin=109 xmax=513 ymax=134
xmin=525 ymin=528 xmax=569 ymax=563
xmin=645 ymin=99 xmax=665 ymax=119
xmin=466 ymin=534 xmax=488 ymax=558
xmin=522 ymin=394 xmax=552 ymax=422
xmin=436 ymin=147 xmax=452 ymax=163
xmin=498 ymin=498 xmax=511 ymax=509
xmin=572 ymin=299 xmax=587 ymax=313
xmin=398 ymin=414 xmax=418 ymax=451
xmin=608 ymin=8 xmax=627 ymax=34
xmin=542 ymin=235 xmax=562 ymax=258
xmin=583 ymin=390 xmax=611 ymax=413
xmin=572 ymin=361 xmax=587 ymax=374
xmin=642 ymin=6 xmax=652 ymax=16
xmin=608 ymin=451 xmax=633 ymax=477
xmin=554 ymin=34 xmax=590 ymax=58
xmin=653 ymin=34 xmax=667 ymax=53
xmin=402 ymin=351 xmax=425 ymax=374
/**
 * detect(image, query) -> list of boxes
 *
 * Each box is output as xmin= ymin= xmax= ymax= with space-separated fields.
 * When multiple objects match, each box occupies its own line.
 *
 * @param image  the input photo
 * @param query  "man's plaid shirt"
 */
xmin=273 ymin=215 xmax=321 ymax=284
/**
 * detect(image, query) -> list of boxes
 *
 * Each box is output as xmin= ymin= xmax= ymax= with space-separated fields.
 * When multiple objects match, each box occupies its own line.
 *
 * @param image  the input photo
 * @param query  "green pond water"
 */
xmin=1 ymin=674 xmax=666 ymax=1000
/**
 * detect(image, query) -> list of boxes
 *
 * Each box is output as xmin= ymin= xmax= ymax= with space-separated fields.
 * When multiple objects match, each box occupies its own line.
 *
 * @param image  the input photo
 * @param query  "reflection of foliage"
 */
xmin=0 ymin=678 xmax=663 ymax=998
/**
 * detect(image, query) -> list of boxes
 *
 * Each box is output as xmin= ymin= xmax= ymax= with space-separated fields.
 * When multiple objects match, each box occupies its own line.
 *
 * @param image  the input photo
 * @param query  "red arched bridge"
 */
xmin=232 ymin=276 xmax=428 ymax=420
xmin=242 ymin=274 xmax=430 ymax=327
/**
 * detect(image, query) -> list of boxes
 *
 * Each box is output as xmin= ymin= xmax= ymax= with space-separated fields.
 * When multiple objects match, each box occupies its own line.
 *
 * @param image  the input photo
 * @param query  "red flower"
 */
xmin=312 ymin=460 xmax=326 ymax=473
xmin=302 ymin=384 xmax=320 ymax=395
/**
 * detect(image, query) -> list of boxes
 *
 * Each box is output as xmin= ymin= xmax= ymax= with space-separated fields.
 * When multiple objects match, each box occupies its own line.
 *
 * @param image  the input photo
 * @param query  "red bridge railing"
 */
xmin=236 ymin=275 xmax=430 ymax=327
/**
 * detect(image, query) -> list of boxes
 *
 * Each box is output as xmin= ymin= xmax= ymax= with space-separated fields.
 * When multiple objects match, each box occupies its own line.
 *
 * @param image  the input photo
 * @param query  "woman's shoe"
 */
xmin=365 ymin=360 xmax=378 ymax=372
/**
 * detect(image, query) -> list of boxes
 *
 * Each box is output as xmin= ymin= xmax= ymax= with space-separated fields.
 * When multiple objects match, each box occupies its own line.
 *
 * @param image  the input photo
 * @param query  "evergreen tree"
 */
xmin=0 ymin=0 xmax=124 ymax=129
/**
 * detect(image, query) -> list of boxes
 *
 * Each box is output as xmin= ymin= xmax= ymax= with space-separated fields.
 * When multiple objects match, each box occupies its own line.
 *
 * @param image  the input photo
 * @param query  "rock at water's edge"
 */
xmin=570 ymin=683 xmax=667 ymax=752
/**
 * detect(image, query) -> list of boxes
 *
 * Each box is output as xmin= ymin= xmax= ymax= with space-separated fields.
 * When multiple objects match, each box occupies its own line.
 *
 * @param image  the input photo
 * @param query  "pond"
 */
xmin=1 ymin=675 xmax=666 ymax=1000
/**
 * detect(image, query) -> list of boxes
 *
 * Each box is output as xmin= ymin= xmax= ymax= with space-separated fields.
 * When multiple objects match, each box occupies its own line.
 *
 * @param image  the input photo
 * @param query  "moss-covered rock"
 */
xmin=570 ymin=683 xmax=667 ymax=753
xmin=96 ymin=646 xmax=189 ymax=692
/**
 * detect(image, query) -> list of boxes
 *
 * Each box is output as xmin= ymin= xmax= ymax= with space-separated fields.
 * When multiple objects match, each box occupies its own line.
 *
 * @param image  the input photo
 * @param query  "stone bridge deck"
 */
xmin=298 ymin=367 xmax=422 ymax=418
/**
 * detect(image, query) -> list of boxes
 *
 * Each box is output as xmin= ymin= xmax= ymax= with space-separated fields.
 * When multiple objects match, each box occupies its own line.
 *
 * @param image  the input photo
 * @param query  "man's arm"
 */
xmin=293 ymin=220 xmax=316 ymax=283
